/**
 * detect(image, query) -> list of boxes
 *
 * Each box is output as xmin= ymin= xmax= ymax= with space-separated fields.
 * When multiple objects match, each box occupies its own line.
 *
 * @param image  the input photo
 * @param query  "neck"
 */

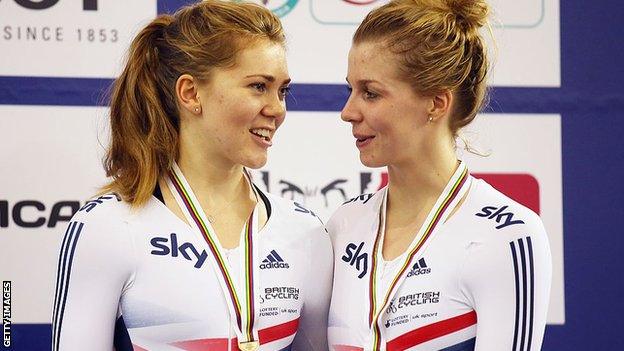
xmin=176 ymin=139 xmax=252 ymax=206
xmin=387 ymin=141 xmax=458 ymax=212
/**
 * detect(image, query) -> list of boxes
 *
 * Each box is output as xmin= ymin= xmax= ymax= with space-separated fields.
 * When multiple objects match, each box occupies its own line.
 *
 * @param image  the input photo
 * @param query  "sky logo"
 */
xmin=475 ymin=205 xmax=525 ymax=230
xmin=150 ymin=233 xmax=208 ymax=269
xmin=342 ymin=242 xmax=368 ymax=279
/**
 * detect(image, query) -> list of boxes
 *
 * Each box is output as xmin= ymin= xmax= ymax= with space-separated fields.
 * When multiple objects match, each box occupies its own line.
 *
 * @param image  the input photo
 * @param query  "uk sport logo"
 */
xmin=260 ymin=250 xmax=290 ymax=269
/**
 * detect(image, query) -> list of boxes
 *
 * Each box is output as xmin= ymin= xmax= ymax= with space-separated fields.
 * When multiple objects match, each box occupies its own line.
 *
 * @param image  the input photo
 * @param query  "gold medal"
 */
xmin=238 ymin=340 xmax=260 ymax=351
xmin=168 ymin=164 xmax=262 ymax=351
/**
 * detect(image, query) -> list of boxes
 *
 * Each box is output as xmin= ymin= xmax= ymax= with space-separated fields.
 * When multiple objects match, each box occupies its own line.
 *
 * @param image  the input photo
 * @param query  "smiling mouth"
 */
xmin=250 ymin=128 xmax=272 ymax=142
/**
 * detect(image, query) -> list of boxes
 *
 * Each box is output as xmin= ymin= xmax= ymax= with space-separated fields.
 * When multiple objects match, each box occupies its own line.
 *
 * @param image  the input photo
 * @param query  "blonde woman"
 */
xmin=328 ymin=1 xmax=551 ymax=350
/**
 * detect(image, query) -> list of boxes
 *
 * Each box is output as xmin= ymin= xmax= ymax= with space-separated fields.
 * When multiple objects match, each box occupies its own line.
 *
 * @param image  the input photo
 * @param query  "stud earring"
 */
xmin=194 ymin=106 xmax=201 ymax=114
xmin=428 ymin=116 xmax=433 ymax=123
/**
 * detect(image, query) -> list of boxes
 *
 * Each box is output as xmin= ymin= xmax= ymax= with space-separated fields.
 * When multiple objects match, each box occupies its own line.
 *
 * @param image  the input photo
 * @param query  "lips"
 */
xmin=250 ymin=128 xmax=272 ymax=141
xmin=250 ymin=127 xmax=274 ymax=148
xmin=354 ymin=133 xmax=375 ymax=149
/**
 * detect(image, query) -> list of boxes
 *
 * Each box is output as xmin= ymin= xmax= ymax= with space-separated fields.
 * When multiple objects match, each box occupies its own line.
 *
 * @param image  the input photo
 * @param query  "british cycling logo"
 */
xmin=258 ymin=286 xmax=300 ymax=304
xmin=342 ymin=241 xmax=368 ymax=279
xmin=386 ymin=291 xmax=440 ymax=314
xmin=236 ymin=0 xmax=299 ymax=17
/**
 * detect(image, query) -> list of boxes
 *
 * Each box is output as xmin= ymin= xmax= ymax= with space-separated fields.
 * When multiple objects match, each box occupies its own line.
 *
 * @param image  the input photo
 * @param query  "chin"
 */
xmin=359 ymin=154 xmax=387 ymax=168
xmin=243 ymin=154 xmax=268 ymax=169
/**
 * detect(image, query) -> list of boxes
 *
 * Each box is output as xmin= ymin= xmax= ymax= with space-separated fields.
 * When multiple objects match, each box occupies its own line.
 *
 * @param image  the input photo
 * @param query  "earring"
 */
xmin=428 ymin=116 xmax=433 ymax=123
xmin=194 ymin=106 xmax=201 ymax=114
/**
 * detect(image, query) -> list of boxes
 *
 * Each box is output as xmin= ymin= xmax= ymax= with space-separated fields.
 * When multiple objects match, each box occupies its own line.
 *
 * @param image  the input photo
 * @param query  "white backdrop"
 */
xmin=279 ymin=0 xmax=560 ymax=86
xmin=0 ymin=0 xmax=564 ymax=330
xmin=0 ymin=0 xmax=156 ymax=77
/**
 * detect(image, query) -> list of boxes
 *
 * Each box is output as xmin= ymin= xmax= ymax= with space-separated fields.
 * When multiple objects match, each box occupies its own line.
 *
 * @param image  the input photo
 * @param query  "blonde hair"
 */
xmin=354 ymin=0 xmax=490 ymax=136
xmin=101 ymin=0 xmax=285 ymax=207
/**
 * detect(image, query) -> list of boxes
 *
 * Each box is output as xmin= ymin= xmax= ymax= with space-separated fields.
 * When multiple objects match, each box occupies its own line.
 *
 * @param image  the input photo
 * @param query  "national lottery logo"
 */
xmin=234 ymin=0 xmax=299 ymax=17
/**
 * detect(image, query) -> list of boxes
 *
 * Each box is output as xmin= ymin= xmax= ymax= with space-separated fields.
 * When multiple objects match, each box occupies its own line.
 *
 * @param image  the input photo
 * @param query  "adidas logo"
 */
xmin=406 ymin=257 xmax=431 ymax=278
xmin=260 ymin=250 xmax=290 ymax=269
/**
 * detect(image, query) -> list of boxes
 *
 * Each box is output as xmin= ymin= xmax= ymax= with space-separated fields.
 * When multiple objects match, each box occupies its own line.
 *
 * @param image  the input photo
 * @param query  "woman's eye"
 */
xmin=364 ymin=89 xmax=379 ymax=100
xmin=251 ymin=82 xmax=266 ymax=92
xmin=279 ymin=86 xmax=291 ymax=99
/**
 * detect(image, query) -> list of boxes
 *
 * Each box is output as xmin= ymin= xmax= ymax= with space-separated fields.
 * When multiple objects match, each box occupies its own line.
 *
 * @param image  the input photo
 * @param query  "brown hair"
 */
xmin=353 ymin=0 xmax=490 ymax=136
xmin=101 ymin=0 xmax=285 ymax=207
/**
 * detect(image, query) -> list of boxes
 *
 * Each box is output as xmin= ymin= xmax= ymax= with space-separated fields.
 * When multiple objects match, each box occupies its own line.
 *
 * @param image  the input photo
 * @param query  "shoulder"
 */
xmin=469 ymin=178 xmax=545 ymax=237
xmin=261 ymin=191 xmax=327 ymax=233
xmin=459 ymin=179 xmax=552 ymax=297
xmin=70 ymin=193 xmax=132 ymax=231
xmin=326 ymin=189 xmax=384 ymax=237
xmin=58 ymin=194 xmax=138 ymax=269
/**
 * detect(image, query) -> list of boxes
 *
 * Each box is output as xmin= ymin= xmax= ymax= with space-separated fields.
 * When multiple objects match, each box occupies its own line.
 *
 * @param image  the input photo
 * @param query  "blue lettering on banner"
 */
xmin=7 ymin=0 xmax=97 ymax=10
xmin=0 ymin=200 xmax=81 ymax=228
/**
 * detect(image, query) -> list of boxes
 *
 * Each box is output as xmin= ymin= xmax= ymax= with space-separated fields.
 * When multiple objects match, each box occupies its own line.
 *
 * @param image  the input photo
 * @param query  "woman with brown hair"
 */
xmin=51 ymin=1 xmax=332 ymax=350
xmin=328 ymin=0 xmax=551 ymax=350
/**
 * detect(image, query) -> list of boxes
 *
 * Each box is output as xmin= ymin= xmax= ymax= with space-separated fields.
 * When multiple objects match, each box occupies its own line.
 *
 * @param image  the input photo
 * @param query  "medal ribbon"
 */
xmin=368 ymin=162 xmax=471 ymax=351
xmin=166 ymin=162 xmax=260 ymax=348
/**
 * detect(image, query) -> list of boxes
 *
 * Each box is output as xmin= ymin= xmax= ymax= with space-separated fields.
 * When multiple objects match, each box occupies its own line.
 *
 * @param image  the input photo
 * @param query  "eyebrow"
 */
xmin=345 ymin=78 xmax=382 ymax=86
xmin=246 ymin=74 xmax=291 ymax=85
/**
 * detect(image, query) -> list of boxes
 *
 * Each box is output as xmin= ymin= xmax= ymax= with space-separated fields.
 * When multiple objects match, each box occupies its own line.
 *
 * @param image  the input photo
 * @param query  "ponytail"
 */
xmin=102 ymin=16 xmax=178 ymax=207
xmin=100 ymin=1 xmax=284 ymax=208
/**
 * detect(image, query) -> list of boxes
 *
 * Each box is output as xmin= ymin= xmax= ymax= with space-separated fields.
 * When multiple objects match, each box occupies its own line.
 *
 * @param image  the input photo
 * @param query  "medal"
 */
xmin=367 ymin=161 xmax=471 ymax=350
xmin=238 ymin=340 xmax=260 ymax=351
xmin=166 ymin=162 xmax=261 ymax=349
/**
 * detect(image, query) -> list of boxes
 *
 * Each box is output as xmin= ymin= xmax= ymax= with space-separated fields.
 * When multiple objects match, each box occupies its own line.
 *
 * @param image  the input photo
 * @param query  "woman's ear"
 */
xmin=176 ymin=74 xmax=202 ymax=115
xmin=427 ymin=90 xmax=453 ymax=123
